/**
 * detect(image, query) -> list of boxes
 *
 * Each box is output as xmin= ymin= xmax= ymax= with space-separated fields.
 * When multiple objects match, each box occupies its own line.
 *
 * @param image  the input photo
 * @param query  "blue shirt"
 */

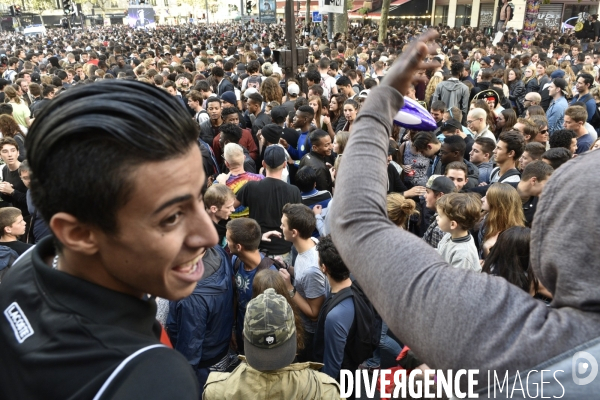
xmin=322 ymin=296 xmax=354 ymax=379
xmin=570 ymin=94 xmax=597 ymax=124
xmin=288 ymin=131 xmax=311 ymax=160
xmin=233 ymin=255 xmax=277 ymax=334
xmin=576 ymin=133 xmax=594 ymax=154
xmin=546 ymin=96 xmax=568 ymax=135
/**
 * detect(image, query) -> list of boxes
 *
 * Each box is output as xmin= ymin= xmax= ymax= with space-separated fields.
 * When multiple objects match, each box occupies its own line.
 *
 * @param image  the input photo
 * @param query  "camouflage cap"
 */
xmin=243 ymin=288 xmax=297 ymax=371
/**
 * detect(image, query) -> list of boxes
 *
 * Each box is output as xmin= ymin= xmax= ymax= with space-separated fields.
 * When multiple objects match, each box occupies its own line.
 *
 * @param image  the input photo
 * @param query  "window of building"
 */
xmin=434 ymin=5 xmax=448 ymax=26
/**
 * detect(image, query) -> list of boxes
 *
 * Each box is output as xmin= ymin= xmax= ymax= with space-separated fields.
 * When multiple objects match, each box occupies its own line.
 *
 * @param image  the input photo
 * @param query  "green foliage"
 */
xmin=358 ymin=6 xmax=369 ymax=15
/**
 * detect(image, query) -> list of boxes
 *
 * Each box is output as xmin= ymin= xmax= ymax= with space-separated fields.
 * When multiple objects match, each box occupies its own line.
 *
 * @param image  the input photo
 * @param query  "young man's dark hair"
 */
xmin=309 ymin=128 xmax=329 ymax=145
xmin=42 ymin=84 xmax=56 ymax=98
xmin=226 ymin=217 xmax=262 ymax=251
xmin=195 ymin=79 xmax=211 ymax=92
xmin=450 ymin=62 xmax=464 ymax=77
xmin=307 ymin=84 xmax=324 ymax=96
xmin=221 ymin=106 xmax=238 ymax=119
xmin=246 ymin=60 xmax=260 ymax=74
xmin=295 ymin=166 xmax=318 ymax=193
xmin=549 ymin=129 xmax=576 ymax=150
xmin=306 ymin=70 xmax=321 ymax=85
xmin=219 ymin=123 xmax=242 ymax=143
xmin=474 ymin=137 xmax=496 ymax=156
xmin=524 ymin=142 xmax=546 ymax=160
xmin=412 ymin=131 xmax=440 ymax=152
xmin=282 ymin=203 xmax=316 ymax=240
xmin=578 ymin=72 xmax=594 ymax=88
xmin=430 ymin=100 xmax=446 ymax=112
xmin=0 ymin=103 xmax=13 ymax=115
xmin=298 ymin=104 xmax=315 ymax=118
xmin=336 ymin=76 xmax=351 ymax=87
xmin=363 ymin=78 xmax=378 ymax=89
xmin=4 ymin=79 xmax=217 ymax=398
xmin=542 ymin=148 xmax=572 ymax=169
xmin=522 ymin=159 xmax=554 ymax=182
xmin=442 ymin=135 xmax=466 ymax=159
xmin=316 ymin=234 xmax=349 ymax=282
xmin=247 ymin=92 xmax=263 ymax=106
xmin=211 ymin=66 xmax=224 ymax=78
xmin=498 ymin=130 xmax=526 ymax=160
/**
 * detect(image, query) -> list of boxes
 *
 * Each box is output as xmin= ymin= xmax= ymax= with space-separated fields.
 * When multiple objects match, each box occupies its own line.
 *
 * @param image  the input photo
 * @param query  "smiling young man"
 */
xmin=0 ymin=80 xmax=218 ymax=399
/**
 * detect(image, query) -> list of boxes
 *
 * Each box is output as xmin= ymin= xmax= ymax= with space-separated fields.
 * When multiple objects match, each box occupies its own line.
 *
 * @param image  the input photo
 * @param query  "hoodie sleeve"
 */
xmin=329 ymin=85 xmax=567 ymax=388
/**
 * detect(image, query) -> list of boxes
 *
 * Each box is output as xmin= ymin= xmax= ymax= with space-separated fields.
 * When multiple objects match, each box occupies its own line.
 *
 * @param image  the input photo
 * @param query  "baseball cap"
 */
xmin=243 ymin=288 xmax=297 ymax=371
xmin=426 ymin=175 xmax=456 ymax=194
xmin=220 ymin=91 xmax=237 ymax=106
xmin=263 ymin=145 xmax=287 ymax=169
xmin=440 ymin=118 xmax=462 ymax=132
xmin=243 ymin=87 xmax=259 ymax=99
xmin=270 ymin=106 xmax=289 ymax=123
xmin=481 ymin=56 xmax=492 ymax=65
xmin=550 ymin=70 xmax=565 ymax=79
xmin=552 ymin=78 xmax=568 ymax=94
xmin=287 ymin=84 xmax=299 ymax=96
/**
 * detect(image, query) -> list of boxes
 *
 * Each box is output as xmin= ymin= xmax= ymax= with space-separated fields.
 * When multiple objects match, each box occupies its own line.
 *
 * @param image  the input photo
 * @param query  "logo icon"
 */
xmin=4 ymin=302 xmax=34 ymax=344
xmin=265 ymin=335 xmax=275 ymax=345
xmin=572 ymin=351 xmax=598 ymax=385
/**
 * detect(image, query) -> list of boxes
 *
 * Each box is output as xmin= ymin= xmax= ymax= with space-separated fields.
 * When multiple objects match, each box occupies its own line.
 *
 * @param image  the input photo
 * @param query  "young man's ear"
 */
xmin=208 ymin=205 xmax=218 ymax=214
xmin=449 ymin=220 xmax=458 ymax=230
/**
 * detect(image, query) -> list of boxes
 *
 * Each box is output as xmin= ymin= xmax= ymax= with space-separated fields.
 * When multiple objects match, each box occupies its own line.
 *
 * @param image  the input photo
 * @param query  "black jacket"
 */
xmin=299 ymin=151 xmax=333 ymax=193
xmin=0 ymin=237 xmax=199 ymax=399
xmin=217 ymin=78 xmax=235 ymax=97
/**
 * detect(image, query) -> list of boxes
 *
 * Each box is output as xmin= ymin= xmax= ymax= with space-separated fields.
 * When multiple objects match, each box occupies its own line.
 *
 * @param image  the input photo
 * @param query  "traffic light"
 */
xmin=14 ymin=5 xmax=21 ymax=16
xmin=8 ymin=6 xmax=14 ymax=16
xmin=63 ymin=0 xmax=72 ymax=15
xmin=246 ymin=0 xmax=253 ymax=14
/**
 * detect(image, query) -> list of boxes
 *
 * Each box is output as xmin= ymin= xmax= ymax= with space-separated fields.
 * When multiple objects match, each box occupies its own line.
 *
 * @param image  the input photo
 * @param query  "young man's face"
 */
xmin=446 ymin=169 xmax=468 ymax=191
xmin=0 ymin=144 xmax=18 ymax=166
xmin=187 ymin=98 xmax=199 ymax=109
xmin=166 ymin=86 xmax=177 ymax=96
xmin=440 ymin=143 xmax=458 ymax=165
xmin=207 ymin=101 xmax=222 ymax=120
xmin=570 ymin=138 xmax=578 ymax=154
xmin=7 ymin=215 xmax=26 ymax=237
xmin=312 ymin=135 xmax=332 ymax=157
xmin=425 ymin=188 xmax=439 ymax=210
xmin=519 ymin=151 xmax=534 ymax=170
xmin=223 ymin=113 xmax=239 ymax=125
xmin=493 ymin=140 xmax=512 ymax=164
xmin=430 ymin=109 xmax=443 ymax=123
xmin=280 ymin=214 xmax=294 ymax=242
xmin=91 ymin=145 xmax=218 ymax=300
xmin=19 ymin=170 xmax=30 ymax=189
xmin=469 ymin=143 xmax=488 ymax=164
xmin=563 ymin=115 xmax=581 ymax=132
xmin=212 ymin=198 xmax=235 ymax=221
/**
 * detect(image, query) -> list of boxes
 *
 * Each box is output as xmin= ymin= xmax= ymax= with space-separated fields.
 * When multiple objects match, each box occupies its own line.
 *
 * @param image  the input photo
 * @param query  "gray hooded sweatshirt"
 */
xmin=432 ymin=78 xmax=469 ymax=118
xmin=330 ymin=85 xmax=600 ymax=397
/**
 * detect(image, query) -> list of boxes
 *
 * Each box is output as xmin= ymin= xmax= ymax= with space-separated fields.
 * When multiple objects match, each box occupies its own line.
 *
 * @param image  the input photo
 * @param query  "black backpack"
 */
xmin=507 ymin=3 xmax=515 ymax=21
xmin=319 ymin=279 xmax=382 ymax=367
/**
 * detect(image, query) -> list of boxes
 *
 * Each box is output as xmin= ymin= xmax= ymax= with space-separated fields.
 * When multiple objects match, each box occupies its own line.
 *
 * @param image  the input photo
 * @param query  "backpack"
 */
xmin=198 ymin=138 xmax=219 ymax=178
xmin=579 ymin=94 xmax=600 ymax=129
xmin=320 ymin=279 xmax=382 ymax=366
xmin=0 ymin=245 xmax=19 ymax=284
xmin=247 ymin=75 xmax=262 ymax=90
xmin=507 ymin=3 xmax=515 ymax=21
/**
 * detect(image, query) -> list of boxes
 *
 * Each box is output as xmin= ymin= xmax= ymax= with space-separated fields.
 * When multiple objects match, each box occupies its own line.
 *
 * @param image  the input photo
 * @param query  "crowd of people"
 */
xmin=0 ymin=18 xmax=599 ymax=399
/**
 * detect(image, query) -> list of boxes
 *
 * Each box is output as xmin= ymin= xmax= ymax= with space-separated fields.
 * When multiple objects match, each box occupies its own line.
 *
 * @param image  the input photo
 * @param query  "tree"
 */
xmin=305 ymin=0 xmax=310 ymax=26
xmin=334 ymin=0 xmax=352 ymax=35
xmin=378 ymin=0 xmax=391 ymax=42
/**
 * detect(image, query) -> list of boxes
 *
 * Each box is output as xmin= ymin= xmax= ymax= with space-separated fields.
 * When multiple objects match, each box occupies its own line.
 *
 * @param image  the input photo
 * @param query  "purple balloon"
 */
xmin=393 ymin=97 xmax=437 ymax=131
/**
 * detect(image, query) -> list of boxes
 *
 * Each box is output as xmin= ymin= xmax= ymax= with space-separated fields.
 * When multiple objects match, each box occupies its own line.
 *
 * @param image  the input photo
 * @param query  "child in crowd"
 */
xmin=435 ymin=193 xmax=482 ymax=272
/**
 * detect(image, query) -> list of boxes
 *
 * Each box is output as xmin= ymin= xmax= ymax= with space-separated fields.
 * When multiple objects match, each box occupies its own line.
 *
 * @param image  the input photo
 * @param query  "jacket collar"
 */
xmin=32 ymin=237 xmax=159 ymax=338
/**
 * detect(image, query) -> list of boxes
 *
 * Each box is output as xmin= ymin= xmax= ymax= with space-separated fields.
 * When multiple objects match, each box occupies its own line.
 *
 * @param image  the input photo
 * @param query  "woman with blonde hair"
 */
xmin=333 ymin=131 xmax=350 ymax=156
xmin=259 ymin=77 xmax=283 ymax=104
xmin=386 ymin=193 xmax=419 ymax=229
xmin=252 ymin=269 xmax=305 ymax=352
xmin=4 ymin=86 xmax=31 ymax=127
xmin=522 ymin=65 xmax=539 ymax=93
xmin=425 ymin=70 xmax=443 ymax=107
xmin=479 ymin=183 xmax=526 ymax=258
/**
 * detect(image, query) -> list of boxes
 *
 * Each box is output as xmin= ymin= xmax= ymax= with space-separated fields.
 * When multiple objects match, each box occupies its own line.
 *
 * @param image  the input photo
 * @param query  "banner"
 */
xmin=320 ymin=0 xmax=344 ymax=14
xmin=127 ymin=5 xmax=156 ymax=28
xmin=259 ymin=0 xmax=276 ymax=24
